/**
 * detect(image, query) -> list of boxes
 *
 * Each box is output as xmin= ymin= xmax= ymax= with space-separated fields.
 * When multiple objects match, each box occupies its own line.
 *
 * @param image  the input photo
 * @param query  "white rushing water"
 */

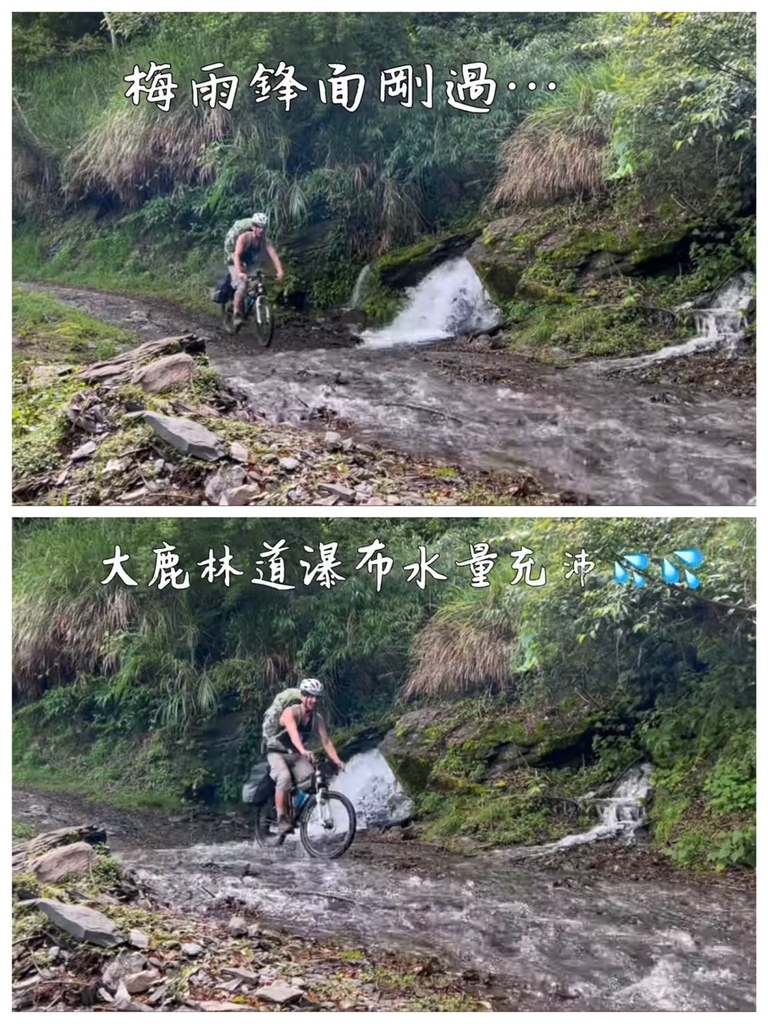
xmin=330 ymin=748 xmax=413 ymax=829
xmin=601 ymin=272 xmax=754 ymax=371
xmin=360 ymin=257 xmax=502 ymax=348
xmin=501 ymin=762 xmax=653 ymax=860
xmin=349 ymin=263 xmax=372 ymax=309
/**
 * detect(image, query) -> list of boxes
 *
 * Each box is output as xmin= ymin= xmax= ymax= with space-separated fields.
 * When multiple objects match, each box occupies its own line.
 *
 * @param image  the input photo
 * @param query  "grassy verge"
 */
xmin=13 ymin=225 xmax=216 ymax=312
xmin=13 ymin=715 xmax=203 ymax=812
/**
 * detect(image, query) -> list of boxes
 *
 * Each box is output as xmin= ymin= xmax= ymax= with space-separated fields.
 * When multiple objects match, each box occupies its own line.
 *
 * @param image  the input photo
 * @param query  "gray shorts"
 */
xmin=267 ymin=751 xmax=313 ymax=794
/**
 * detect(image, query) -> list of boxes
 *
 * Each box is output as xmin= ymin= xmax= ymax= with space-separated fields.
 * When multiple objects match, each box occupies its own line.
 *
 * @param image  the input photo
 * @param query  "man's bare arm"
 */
xmin=266 ymin=242 xmax=284 ymax=281
xmin=317 ymin=715 xmax=345 ymax=770
xmin=234 ymin=233 xmax=249 ymax=277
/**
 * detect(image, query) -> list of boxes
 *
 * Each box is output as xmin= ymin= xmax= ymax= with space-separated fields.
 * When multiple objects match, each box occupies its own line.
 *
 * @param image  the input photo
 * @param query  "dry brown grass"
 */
xmin=67 ymin=103 xmax=233 ymax=205
xmin=492 ymin=119 xmax=608 ymax=207
xmin=402 ymin=600 xmax=516 ymax=701
xmin=13 ymin=588 xmax=140 ymax=700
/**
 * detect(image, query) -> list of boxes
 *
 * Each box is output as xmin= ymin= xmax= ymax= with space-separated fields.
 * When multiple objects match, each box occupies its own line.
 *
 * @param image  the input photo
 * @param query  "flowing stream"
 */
xmin=13 ymin=753 xmax=754 ymax=1011
xmin=208 ymin=260 xmax=755 ymax=505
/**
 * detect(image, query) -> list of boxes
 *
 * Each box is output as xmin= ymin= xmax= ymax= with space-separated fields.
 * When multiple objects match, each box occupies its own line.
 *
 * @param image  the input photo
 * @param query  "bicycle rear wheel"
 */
xmin=299 ymin=791 xmax=357 ymax=859
xmin=222 ymin=301 xmax=240 ymax=334
xmin=253 ymin=800 xmax=280 ymax=847
xmin=252 ymin=295 xmax=274 ymax=348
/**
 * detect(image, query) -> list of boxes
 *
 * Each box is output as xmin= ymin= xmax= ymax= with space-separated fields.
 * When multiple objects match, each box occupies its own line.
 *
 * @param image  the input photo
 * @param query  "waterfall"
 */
xmin=349 ymin=263 xmax=372 ymax=309
xmin=330 ymin=748 xmax=413 ymax=830
xmin=500 ymin=763 xmax=653 ymax=860
xmin=360 ymin=257 xmax=502 ymax=348
xmin=604 ymin=272 xmax=754 ymax=370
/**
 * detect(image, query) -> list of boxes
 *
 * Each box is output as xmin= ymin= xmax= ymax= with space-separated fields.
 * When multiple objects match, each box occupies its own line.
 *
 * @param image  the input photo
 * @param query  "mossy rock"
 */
xmin=334 ymin=719 xmax=397 ymax=762
xmin=374 ymin=227 xmax=482 ymax=290
xmin=384 ymin=752 xmax=436 ymax=797
xmin=470 ymin=258 xmax=523 ymax=303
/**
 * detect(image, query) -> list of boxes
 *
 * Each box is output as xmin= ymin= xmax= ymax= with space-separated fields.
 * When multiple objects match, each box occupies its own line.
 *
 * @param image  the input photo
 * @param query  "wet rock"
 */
xmin=229 ymin=442 xmax=250 ymax=463
xmin=363 ymin=496 xmax=388 ymax=505
xmin=228 ymin=915 xmax=248 ymax=937
xmin=132 ymin=353 xmax=196 ymax=394
xmin=318 ymin=482 xmax=355 ymax=503
xmin=255 ymin=982 xmax=304 ymax=1005
xmin=130 ymin=929 xmax=150 ymax=949
xmin=204 ymin=465 xmax=247 ymax=504
xmin=222 ymin=967 xmax=261 ymax=984
xmin=104 ymin=458 xmax=128 ymax=475
xmin=37 ymin=900 xmax=125 ymax=947
xmin=70 ymin=440 xmax=97 ymax=461
xmin=30 ymin=841 xmax=97 ymax=883
xmin=287 ymin=486 xmax=311 ymax=503
xmin=143 ymin=413 xmax=225 ymax=461
xmin=323 ymin=430 xmax=343 ymax=451
xmin=279 ymin=456 xmax=300 ymax=471
xmin=103 ymin=951 xmax=149 ymax=991
xmin=147 ymin=983 xmax=172 ymax=1006
xmin=125 ymin=969 xmax=161 ymax=994
xmin=112 ymin=981 xmax=133 ymax=1010
xmin=181 ymin=942 xmax=203 ymax=957
xmin=220 ymin=483 xmax=261 ymax=506
xmin=196 ymin=1003 xmax=253 ymax=1011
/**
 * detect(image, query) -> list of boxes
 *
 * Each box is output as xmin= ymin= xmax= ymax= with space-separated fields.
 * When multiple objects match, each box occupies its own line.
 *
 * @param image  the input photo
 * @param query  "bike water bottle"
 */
xmin=294 ymin=790 xmax=308 ymax=811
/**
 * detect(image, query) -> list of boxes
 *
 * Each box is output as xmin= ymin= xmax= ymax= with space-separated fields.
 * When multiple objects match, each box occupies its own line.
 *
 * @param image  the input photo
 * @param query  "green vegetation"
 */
xmin=12 ymin=286 xmax=134 ymax=484
xmin=12 ymin=12 xmax=755 ymax=350
xmin=12 ymin=821 xmax=37 ymax=841
xmin=13 ymin=517 xmax=756 ymax=873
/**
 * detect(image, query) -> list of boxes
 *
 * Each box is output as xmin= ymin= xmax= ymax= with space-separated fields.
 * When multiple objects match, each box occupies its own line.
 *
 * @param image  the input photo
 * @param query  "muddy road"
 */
xmin=16 ymin=283 xmax=756 ymax=505
xmin=13 ymin=787 xmax=756 ymax=1012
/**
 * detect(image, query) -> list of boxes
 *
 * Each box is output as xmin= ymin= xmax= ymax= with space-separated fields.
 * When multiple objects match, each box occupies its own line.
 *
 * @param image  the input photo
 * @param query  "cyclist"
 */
xmin=266 ymin=678 xmax=346 ymax=835
xmin=229 ymin=213 xmax=284 ymax=328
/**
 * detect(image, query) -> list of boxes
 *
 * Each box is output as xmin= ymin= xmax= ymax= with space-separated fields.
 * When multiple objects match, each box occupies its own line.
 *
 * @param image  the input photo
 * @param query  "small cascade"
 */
xmin=604 ymin=272 xmax=754 ymax=371
xmin=360 ymin=257 xmax=502 ymax=348
xmin=349 ymin=263 xmax=372 ymax=309
xmin=501 ymin=763 xmax=653 ymax=860
xmin=330 ymin=748 xmax=413 ymax=829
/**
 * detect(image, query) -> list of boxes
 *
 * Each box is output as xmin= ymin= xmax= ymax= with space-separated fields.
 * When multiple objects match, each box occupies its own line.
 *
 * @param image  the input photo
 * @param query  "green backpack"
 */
xmin=262 ymin=687 xmax=302 ymax=749
xmin=224 ymin=218 xmax=257 ymax=263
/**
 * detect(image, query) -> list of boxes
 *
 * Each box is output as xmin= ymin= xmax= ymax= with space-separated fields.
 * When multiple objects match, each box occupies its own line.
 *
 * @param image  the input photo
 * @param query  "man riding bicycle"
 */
xmin=229 ymin=212 xmax=284 ymax=329
xmin=266 ymin=678 xmax=346 ymax=835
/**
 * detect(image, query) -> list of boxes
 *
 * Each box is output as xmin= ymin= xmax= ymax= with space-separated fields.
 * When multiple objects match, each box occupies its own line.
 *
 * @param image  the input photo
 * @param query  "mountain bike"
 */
xmin=223 ymin=270 xmax=275 ymax=347
xmin=253 ymin=759 xmax=357 ymax=860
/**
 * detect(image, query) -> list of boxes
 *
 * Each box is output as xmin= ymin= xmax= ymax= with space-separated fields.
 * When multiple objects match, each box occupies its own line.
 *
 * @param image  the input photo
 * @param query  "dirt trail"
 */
xmin=15 ymin=283 xmax=756 ymax=505
xmin=13 ymin=787 xmax=756 ymax=1012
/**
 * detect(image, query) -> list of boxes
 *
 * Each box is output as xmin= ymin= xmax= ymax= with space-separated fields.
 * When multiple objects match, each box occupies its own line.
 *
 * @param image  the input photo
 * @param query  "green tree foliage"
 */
xmin=12 ymin=12 xmax=754 ymax=301
xmin=402 ymin=517 xmax=755 ymax=868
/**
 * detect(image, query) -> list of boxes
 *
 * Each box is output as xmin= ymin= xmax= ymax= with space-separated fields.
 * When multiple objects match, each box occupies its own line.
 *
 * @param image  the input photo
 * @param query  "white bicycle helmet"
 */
xmin=251 ymin=212 xmax=268 ymax=227
xmin=299 ymin=678 xmax=324 ymax=696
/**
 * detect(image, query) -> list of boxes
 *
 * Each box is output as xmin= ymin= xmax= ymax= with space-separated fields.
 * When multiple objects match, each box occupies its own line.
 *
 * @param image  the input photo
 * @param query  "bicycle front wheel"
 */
xmin=252 ymin=295 xmax=274 ymax=348
xmin=299 ymin=791 xmax=356 ymax=859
